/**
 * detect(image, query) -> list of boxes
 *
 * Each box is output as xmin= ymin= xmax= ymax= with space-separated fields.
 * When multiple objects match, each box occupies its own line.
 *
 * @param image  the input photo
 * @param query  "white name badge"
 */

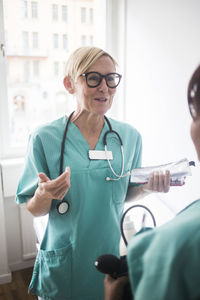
xmin=88 ymin=150 xmax=113 ymax=160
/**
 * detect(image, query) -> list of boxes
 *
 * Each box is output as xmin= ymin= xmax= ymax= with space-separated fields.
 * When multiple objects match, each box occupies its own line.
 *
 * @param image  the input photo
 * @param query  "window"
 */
xmin=24 ymin=60 xmax=30 ymax=82
xmin=22 ymin=1 xmax=28 ymax=18
xmin=54 ymin=61 xmax=59 ymax=76
xmin=62 ymin=5 xmax=67 ymax=22
xmin=81 ymin=7 xmax=86 ymax=23
xmin=52 ymin=4 xmax=58 ymax=21
xmin=31 ymin=1 xmax=38 ymax=19
xmin=53 ymin=33 xmax=59 ymax=48
xmin=90 ymin=8 xmax=93 ymax=24
xmin=22 ymin=31 xmax=29 ymax=49
xmin=81 ymin=35 xmax=87 ymax=46
xmin=63 ymin=34 xmax=68 ymax=50
xmin=33 ymin=60 xmax=39 ymax=76
xmin=0 ymin=0 xmax=108 ymax=158
xmin=32 ymin=32 xmax=38 ymax=48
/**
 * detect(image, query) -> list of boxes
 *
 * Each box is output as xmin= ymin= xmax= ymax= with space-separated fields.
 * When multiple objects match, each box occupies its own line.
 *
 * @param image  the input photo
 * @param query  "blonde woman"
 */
xmin=16 ymin=47 xmax=170 ymax=300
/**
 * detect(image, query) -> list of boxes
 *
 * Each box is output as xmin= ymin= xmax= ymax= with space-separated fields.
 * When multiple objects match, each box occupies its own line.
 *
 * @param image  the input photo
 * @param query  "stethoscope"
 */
xmin=57 ymin=111 xmax=130 ymax=214
xmin=120 ymin=204 xmax=156 ymax=246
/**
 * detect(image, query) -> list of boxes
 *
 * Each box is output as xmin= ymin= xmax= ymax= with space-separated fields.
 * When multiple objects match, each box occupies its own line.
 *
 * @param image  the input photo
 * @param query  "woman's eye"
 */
xmin=88 ymin=75 xmax=99 ymax=81
xmin=107 ymin=76 xmax=114 ymax=82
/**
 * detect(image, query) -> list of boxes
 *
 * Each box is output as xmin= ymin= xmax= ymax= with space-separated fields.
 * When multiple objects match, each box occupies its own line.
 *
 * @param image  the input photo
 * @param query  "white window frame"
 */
xmin=0 ymin=0 xmax=126 ymax=159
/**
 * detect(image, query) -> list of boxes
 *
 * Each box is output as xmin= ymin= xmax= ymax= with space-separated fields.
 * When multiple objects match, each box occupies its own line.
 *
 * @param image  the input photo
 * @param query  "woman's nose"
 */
xmin=98 ymin=78 xmax=108 ymax=91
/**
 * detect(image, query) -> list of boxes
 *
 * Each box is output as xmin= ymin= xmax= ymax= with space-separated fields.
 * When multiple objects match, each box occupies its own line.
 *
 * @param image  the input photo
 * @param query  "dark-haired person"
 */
xmin=104 ymin=64 xmax=200 ymax=300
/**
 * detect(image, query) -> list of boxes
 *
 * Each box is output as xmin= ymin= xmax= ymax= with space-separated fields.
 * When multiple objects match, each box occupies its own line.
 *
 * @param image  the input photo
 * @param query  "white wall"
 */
xmin=125 ymin=0 xmax=200 ymax=212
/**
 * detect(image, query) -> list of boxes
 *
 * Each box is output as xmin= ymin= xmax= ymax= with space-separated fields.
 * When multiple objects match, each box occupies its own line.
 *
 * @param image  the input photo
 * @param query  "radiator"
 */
xmin=19 ymin=204 xmax=37 ymax=260
xmin=1 ymin=158 xmax=37 ymax=262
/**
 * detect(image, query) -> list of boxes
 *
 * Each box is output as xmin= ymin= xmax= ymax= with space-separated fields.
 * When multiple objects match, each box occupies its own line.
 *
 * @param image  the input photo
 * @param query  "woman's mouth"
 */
xmin=94 ymin=97 xmax=107 ymax=102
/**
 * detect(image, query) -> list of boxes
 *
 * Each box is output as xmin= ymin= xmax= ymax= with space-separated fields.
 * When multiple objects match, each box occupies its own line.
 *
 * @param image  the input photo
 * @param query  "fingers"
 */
xmin=38 ymin=172 xmax=50 ymax=183
xmin=144 ymin=170 xmax=170 ymax=193
xmin=38 ymin=167 xmax=71 ymax=200
xmin=164 ymin=170 xmax=170 ymax=193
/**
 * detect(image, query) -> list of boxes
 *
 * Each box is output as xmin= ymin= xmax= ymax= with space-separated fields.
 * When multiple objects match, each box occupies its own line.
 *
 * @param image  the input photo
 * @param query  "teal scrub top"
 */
xmin=16 ymin=116 xmax=142 ymax=300
xmin=127 ymin=199 xmax=200 ymax=300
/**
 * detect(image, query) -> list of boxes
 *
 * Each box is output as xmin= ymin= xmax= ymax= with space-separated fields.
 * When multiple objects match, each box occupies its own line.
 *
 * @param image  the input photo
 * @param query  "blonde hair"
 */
xmin=64 ymin=46 xmax=118 ymax=82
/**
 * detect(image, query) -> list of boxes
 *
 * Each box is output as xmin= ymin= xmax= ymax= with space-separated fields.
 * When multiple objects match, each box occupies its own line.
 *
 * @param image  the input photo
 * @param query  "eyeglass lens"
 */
xmin=86 ymin=72 xmax=121 ymax=88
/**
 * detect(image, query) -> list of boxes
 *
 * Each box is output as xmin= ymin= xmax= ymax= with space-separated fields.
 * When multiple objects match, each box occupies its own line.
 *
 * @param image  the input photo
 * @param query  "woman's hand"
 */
xmin=37 ymin=166 xmax=71 ymax=201
xmin=26 ymin=166 xmax=71 ymax=216
xmin=104 ymin=275 xmax=129 ymax=300
xmin=143 ymin=170 xmax=170 ymax=193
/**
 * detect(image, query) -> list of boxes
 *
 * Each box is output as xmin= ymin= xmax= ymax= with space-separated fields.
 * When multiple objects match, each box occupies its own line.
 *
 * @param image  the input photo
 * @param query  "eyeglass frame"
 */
xmin=80 ymin=71 xmax=122 ymax=88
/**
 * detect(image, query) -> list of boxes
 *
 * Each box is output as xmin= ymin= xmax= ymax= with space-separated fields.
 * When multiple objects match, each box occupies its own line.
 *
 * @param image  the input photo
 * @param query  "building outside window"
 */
xmin=81 ymin=7 xmax=86 ymax=23
xmin=0 ymin=0 xmax=106 ymax=157
xmin=24 ymin=60 xmax=30 ymax=82
xmin=53 ymin=33 xmax=59 ymax=48
xmin=90 ymin=8 xmax=93 ymax=24
xmin=62 ymin=5 xmax=67 ymax=22
xmin=90 ymin=35 xmax=93 ymax=45
xmin=33 ymin=60 xmax=39 ymax=77
xmin=81 ymin=35 xmax=87 ymax=46
xmin=54 ymin=61 xmax=59 ymax=76
xmin=31 ymin=1 xmax=38 ymax=19
xmin=22 ymin=31 xmax=29 ymax=49
xmin=32 ymin=32 xmax=38 ymax=48
xmin=52 ymin=4 xmax=58 ymax=21
xmin=22 ymin=0 xmax=28 ymax=18
xmin=63 ymin=34 xmax=68 ymax=50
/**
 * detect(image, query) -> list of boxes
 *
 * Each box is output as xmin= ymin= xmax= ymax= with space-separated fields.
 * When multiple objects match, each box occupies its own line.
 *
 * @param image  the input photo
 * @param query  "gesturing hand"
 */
xmin=37 ymin=166 xmax=71 ymax=201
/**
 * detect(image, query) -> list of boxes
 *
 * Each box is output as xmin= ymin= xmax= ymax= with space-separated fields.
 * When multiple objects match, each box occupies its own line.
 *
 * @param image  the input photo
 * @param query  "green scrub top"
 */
xmin=16 ymin=116 xmax=142 ymax=300
xmin=127 ymin=199 xmax=200 ymax=300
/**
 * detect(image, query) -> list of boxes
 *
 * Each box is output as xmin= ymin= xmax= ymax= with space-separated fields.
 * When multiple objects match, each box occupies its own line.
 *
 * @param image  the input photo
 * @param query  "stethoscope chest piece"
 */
xmin=57 ymin=200 xmax=70 ymax=215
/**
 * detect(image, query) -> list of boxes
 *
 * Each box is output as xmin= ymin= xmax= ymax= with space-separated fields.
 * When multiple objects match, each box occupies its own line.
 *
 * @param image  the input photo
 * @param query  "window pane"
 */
xmin=22 ymin=1 xmax=28 ymax=18
xmin=32 ymin=32 xmax=38 ymax=48
xmin=31 ymin=1 xmax=38 ymax=19
xmin=81 ymin=7 xmax=86 ymax=23
xmin=63 ymin=34 xmax=68 ymax=50
xmin=62 ymin=5 xmax=67 ymax=22
xmin=33 ymin=60 xmax=39 ymax=76
xmin=2 ymin=0 xmax=106 ymax=151
xmin=90 ymin=8 xmax=93 ymax=24
xmin=53 ymin=33 xmax=59 ymax=48
xmin=52 ymin=4 xmax=58 ymax=21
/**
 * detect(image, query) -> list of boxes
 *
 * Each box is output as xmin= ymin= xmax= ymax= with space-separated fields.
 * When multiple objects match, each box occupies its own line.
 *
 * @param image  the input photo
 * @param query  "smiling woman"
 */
xmin=64 ymin=50 xmax=119 ymax=119
xmin=15 ymin=46 xmax=171 ymax=300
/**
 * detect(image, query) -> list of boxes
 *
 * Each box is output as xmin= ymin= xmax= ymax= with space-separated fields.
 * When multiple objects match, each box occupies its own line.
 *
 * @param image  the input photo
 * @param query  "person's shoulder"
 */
xmin=108 ymin=117 xmax=141 ymax=137
xmin=30 ymin=116 xmax=66 ymax=139
xmin=128 ymin=199 xmax=200 ymax=257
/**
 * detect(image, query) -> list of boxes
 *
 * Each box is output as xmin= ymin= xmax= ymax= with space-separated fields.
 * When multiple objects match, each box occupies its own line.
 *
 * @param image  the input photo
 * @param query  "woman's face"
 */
xmin=74 ymin=55 xmax=117 ymax=116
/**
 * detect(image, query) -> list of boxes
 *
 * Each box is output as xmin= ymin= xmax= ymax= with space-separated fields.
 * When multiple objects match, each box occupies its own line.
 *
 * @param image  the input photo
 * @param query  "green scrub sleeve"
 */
xmin=15 ymin=132 xmax=50 ymax=204
xmin=127 ymin=200 xmax=200 ymax=300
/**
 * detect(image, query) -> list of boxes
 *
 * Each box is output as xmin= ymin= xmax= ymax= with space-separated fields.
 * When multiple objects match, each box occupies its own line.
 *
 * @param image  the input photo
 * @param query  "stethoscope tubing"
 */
xmin=120 ymin=204 xmax=157 ymax=246
xmin=57 ymin=111 xmax=125 ymax=214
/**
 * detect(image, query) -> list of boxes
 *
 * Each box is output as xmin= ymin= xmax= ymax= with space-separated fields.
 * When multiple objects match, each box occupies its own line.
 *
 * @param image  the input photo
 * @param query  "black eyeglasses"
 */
xmin=81 ymin=72 xmax=122 ymax=88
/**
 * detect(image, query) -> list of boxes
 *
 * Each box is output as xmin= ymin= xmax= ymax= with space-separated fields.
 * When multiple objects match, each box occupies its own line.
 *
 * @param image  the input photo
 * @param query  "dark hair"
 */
xmin=188 ymin=65 xmax=200 ymax=118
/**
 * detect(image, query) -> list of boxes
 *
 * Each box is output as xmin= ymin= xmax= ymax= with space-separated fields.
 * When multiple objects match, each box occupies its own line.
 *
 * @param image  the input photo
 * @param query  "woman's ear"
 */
xmin=63 ymin=76 xmax=75 ymax=94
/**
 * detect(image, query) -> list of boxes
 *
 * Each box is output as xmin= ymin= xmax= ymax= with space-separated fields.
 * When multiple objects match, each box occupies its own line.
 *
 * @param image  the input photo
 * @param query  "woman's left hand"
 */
xmin=143 ymin=170 xmax=170 ymax=193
